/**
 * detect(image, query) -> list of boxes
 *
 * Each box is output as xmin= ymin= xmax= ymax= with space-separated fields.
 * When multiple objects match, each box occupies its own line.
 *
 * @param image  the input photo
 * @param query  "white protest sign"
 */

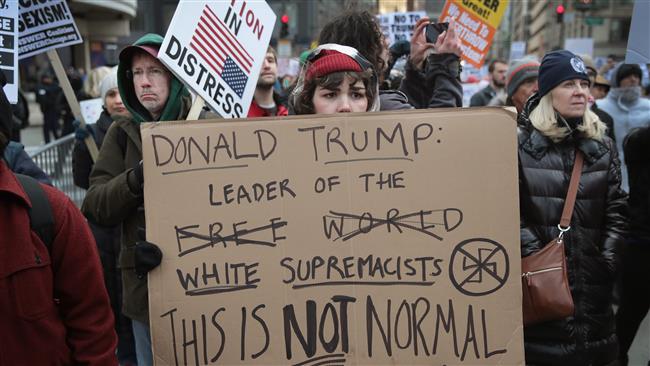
xmin=377 ymin=11 xmax=426 ymax=45
xmin=80 ymin=97 xmax=103 ymax=125
xmin=0 ymin=0 xmax=18 ymax=103
xmin=626 ymin=0 xmax=650 ymax=63
xmin=18 ymin=0 xmax=82 ymax=59
xmin=564 ymin=38 xmax=594 ymax=57
xmin=159 ymin=0 xmax=276 ymax=118
xmin=509 ymin=41 xmax=526 ymax=61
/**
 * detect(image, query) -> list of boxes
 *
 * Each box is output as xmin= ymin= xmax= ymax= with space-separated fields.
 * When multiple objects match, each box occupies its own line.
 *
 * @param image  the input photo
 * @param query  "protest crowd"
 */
xmin=2 ymin=3 xmax=650 ymax=366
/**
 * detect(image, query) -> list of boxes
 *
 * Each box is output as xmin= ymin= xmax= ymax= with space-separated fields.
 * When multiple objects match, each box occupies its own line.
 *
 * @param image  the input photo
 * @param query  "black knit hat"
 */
xmin=538 ymin=50 xmax=590 ymax=98
xmin=615 ymin=64 xmax=642 ymax=87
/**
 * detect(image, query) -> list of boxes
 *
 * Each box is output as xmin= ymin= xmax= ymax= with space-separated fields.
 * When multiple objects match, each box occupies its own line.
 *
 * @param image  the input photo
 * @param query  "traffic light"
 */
xmin=555 ymin=4 xmax=565 ymax=23
xmin=280 ymin=14 xmax=289 ymax=38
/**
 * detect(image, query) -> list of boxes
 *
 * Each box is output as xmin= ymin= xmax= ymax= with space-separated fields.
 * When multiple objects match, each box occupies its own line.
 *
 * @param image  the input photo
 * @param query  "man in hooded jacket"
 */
xmin=81 ymin=33 xmax=192 ymax=366
xmin=598 ymin=63 xmax=650 ymax=192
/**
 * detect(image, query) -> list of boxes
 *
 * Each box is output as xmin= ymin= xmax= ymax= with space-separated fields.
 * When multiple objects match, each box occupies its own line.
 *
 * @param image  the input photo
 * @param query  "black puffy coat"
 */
xmin=518 ymin=95 xmax=627 ymax=365
xmin=623 ymin=126 xmax=650 ymax=241
xmin=72 ymin=110 xmax=114 ymax=190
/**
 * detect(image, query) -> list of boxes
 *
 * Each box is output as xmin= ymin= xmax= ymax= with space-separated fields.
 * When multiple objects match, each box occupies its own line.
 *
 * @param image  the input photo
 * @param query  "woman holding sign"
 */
xmin=290 ymin=44 xmax=380 ymax=115
xmin=517 ymin=50 xmax=627 ymax=365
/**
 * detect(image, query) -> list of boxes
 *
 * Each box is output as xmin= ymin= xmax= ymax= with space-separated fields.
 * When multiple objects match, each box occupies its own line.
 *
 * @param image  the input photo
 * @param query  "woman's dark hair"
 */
xmin=0 ymin=71 xmax=11 ymax=156
xmin=0 ymin=131 xmax=8 ymax=156
xmin=318 ymin=11 xmax=386 ymax=75
xmin=294 ymin=70 xmax=375 ymax=115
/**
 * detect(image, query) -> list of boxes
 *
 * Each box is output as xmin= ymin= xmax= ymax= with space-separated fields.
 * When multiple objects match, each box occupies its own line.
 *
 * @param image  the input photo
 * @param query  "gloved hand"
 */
xmin=134 ymin=218 xmax=161 ymax=278
xmin=134 ymin=240 xmax=162 ymax=279
xmin=73 ymin=120 xmax=95 ymax=141
xmin=127 ymin=160 xmax=144 ymax=194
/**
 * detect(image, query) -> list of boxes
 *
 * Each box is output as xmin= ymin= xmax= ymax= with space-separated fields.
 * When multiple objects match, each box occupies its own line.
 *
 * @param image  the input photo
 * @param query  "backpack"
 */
xmin=15 ymin=174 xmax=54 ymax=251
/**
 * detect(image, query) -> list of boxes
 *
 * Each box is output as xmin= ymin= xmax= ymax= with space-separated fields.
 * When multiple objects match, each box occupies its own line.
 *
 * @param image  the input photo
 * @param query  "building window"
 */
xmin=610 ymin=18 xmax=631 ymax=42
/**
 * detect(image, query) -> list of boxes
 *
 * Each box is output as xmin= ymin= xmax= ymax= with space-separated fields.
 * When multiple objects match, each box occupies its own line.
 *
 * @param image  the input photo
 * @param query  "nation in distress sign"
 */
xmin=143 ymin=108 xmax=524 ymax=365
xmin=159 ymin=0 xmax=276 ymax=118
xmin=0 ymin=0 xmax=19 ymax=103
xmin=18 ymin=0 xmax=82 ymax=59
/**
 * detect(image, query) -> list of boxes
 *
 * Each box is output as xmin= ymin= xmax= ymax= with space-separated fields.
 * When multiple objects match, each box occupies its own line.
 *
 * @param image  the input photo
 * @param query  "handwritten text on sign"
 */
xmin=143 ymin=109 xmax=524 ymax=365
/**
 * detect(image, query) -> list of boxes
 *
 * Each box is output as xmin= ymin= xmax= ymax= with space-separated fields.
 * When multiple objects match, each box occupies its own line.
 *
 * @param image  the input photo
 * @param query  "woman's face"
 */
xmin=312 ymin=75 xmax=368 ymax=114
xmin=104 ymin=87 xmax=128 ymax=117
xmin=551 ymin=78 xmax=590 ymax=119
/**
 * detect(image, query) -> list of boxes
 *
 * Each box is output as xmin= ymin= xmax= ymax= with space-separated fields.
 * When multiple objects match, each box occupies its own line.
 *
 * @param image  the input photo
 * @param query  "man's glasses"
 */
xmin=129 ymin=67 xmax=168 ymax=81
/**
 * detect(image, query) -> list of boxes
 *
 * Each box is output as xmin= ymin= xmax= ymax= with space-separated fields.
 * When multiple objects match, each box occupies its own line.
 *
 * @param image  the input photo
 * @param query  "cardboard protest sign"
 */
xmin=143 ymin=108 xmax=524 ymax=365
xmin=0 ymin=0 xmax=18 ymax=103
xmin=159 ymin=0 xmax=276 ymax=119
xmin=377 ymin=11 xmax=426 ymax=44
xmin=18 ymin=0 xmax=82 ymax=59
xmin=440 ymin=0 xmax=508 ymax=68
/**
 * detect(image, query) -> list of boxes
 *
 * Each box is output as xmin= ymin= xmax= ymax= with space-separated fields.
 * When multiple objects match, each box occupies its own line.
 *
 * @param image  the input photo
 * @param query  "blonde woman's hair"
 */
xmin=529 ymin=93 xmax=606 ymax=142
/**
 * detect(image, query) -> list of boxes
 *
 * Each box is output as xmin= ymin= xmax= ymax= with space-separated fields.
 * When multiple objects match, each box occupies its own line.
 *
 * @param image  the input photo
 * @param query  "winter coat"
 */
xmin=81 ymin=33 xmax=192 ymax=324
xmin=394 ymin=54 xmax=463 ymax=110
xmin=0 ymin=161 xmax=117 ymax=365
xmin=597 ymin=63 xmax=650 ymax=191
xmin=623 ymin=126 xmax=650 ymax=241
xmin=518 ymin=94 xmax=627 ymax=365
xmin=247 ymin=91 xmax=289 ymax=117
xmin=469 ymin=84 xmax=497 ymax=107
xmin=72 ymin=110 xmax=114 ymax=190
xmin=81 ymin=94 xmax=192 ymax=324
xmin=3 ymin=141 xmax=52 ymax=185
xmin=591 ymin=102 xmax=615 ymax=142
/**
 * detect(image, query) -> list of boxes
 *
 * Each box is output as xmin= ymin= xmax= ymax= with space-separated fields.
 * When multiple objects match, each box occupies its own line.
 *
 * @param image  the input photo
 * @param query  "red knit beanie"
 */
xmin=306 ymin=50 xmax=362 ymax=80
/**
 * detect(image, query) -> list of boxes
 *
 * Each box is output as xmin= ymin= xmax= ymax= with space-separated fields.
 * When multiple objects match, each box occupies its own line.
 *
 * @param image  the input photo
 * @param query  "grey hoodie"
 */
xmin=598 ymin=63 xmax=650 ymax=191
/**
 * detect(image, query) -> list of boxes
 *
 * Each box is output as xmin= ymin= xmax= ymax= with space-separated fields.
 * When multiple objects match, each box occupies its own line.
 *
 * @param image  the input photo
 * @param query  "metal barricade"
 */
xmin=28 ymin=134 xmax=86 ymax=206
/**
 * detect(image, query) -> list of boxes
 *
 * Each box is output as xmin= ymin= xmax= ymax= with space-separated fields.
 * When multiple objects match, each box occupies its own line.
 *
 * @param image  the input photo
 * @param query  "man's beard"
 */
xmin=257 ymin=78 xmax=276 ymax=89
xmin=494 ymin=79 xmax=505 ymax=88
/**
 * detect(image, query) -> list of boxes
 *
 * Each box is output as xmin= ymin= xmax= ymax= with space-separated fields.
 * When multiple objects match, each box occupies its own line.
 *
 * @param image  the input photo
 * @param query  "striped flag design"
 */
xmin=190 ymin=4 xmax=253 ymax=97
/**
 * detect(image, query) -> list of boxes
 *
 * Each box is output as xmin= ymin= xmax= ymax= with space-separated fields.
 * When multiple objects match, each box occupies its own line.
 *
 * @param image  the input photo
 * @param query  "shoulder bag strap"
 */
xmin=559 ymin=150 xmax=584 ymax=230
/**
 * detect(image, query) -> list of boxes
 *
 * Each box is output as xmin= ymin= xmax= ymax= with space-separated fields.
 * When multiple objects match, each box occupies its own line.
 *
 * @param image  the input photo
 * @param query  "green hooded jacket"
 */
xmin=82 ymin=33 xmax=192 ymax=324
xmin=117 ymin=33 xmax=190 ymax=123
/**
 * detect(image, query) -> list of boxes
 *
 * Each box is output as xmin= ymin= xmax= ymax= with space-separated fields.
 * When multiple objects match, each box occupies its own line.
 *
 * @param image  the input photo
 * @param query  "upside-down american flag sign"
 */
xmin=191 ymin=4 xmax=253 ymax=98
xmin=159 ymin=0 xmax=276 ymax=118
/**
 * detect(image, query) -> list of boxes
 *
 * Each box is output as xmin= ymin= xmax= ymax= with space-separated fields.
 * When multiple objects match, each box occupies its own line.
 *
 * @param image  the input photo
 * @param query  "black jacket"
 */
xmin=518 ymin=95 xmax=627 ymax=365
xmin=384 ymin=53 xmax=462 ymax=110
xmin=623 ymin=126 xmax=650 ymax=241
xmin=469 ymin=84 xmax=496 ymax=107
xmin=72 ymin=110 xmax=114 ymax=190
xmin=591 ymin=102 xmax=615 ymax=142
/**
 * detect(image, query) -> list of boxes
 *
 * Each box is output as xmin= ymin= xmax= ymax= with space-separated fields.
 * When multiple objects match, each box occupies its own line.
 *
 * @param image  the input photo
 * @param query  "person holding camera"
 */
xmin=318 ymin=11 xmax=462 ymax=110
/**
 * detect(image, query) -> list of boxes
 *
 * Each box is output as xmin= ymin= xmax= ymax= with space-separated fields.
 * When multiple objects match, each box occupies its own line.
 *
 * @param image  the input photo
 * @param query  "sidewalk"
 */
xmin=21 ymin=91 xmax=50 ymax=150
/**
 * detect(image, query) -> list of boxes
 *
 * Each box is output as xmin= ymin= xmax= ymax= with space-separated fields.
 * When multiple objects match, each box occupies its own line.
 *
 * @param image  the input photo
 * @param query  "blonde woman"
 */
xmin=517 ymin=50 xmax=627 ymax=365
